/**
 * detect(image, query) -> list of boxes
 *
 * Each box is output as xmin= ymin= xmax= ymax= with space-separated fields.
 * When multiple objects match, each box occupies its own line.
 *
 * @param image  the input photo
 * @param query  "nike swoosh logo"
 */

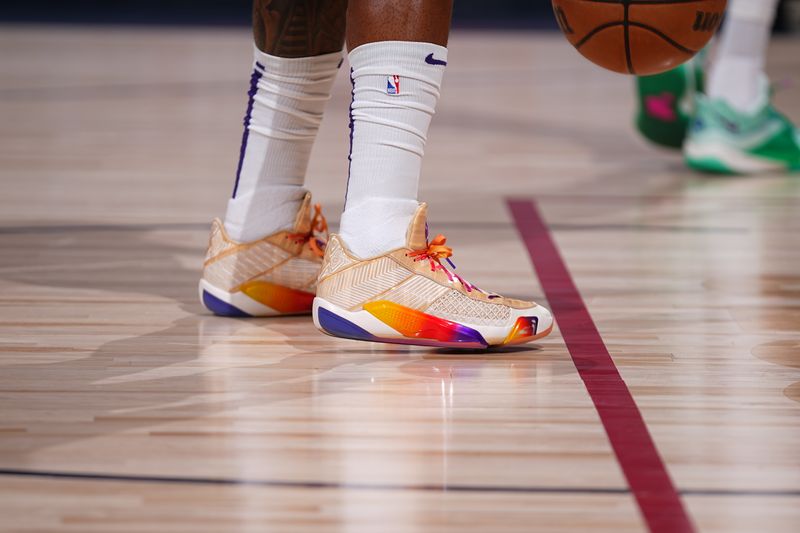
xmin=425 ymin=53 xmax=447 ymax=66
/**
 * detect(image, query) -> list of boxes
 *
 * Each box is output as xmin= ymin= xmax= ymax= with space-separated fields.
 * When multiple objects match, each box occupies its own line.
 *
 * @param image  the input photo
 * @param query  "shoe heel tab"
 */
xmin=406 ymin=203 xmax=428 ymax=250
xmin=293 ymin=192 xmax=314 ymax=233
xmin=204 ymin=218 xmax=235 ymax=263
xmin=210 ymin=218 xmax=236 ymax=244
xmin=317 ymin=234 xmax=359 ymax=282
xmin=327 ymin=234 xmax=353 ymax=258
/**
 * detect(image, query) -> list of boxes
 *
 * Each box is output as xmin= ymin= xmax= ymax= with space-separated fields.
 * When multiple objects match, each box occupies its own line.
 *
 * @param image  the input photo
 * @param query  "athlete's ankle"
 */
xmin=338 ymin=198 xmax=419 ymax=259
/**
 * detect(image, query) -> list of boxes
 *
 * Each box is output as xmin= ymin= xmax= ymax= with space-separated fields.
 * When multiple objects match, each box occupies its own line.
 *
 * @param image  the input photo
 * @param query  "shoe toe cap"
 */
xmin=510 ymin=303 xmax=553 ymax=334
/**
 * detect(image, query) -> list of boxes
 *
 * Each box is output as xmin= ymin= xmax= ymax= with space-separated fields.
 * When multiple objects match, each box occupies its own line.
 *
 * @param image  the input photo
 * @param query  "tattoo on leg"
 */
xmin=253 ymin=0 xmax=347 ymax=57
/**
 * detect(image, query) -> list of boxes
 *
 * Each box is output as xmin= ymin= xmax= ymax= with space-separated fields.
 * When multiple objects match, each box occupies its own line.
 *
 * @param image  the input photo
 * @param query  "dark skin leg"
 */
xmin=253 ymin=0 xmax=453 ymax=57
xmin=253 ymin=0 xmax=348 ymax=57
xmin=346 ymin=0 xmax=454 ymax=50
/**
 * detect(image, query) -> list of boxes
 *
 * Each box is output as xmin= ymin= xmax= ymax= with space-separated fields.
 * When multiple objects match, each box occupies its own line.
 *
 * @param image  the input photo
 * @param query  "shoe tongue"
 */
xmin=293 ymin=192 xmax=313 ymax=234
xmin=405 ymin=203 xmax=428 ymax=250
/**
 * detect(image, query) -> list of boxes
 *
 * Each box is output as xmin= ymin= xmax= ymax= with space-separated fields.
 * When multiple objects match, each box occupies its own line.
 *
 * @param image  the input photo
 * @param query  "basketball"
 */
xmin=552 ymin=0 xmax=727 ymax=75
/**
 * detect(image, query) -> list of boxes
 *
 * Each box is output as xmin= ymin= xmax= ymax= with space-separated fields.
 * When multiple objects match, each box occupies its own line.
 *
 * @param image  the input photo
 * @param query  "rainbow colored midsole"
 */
xmin=363 ymin=300 xmax=489 ymax=346
xmin=200 ymin=279 xmax=314 ymax=317
xmin=239 ymin=281 xmax=315 ymax=314
xmin=314 ymin=298 xmax=550 ymax=348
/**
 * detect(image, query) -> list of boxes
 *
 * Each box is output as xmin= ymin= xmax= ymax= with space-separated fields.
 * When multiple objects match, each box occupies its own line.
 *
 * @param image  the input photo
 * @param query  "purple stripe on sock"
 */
xmin=343 ymin=67 xmax=355 ymax=208
xmin=231 ymin=64 xmax=264 ymax=198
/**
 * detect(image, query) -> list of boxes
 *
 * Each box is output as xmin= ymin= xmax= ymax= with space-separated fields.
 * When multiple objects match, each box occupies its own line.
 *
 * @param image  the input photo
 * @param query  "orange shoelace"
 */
xmin=287 ymin=203 xmax=328 ymax=258
xmin=408 ymin=234 xmax=480 ymax=293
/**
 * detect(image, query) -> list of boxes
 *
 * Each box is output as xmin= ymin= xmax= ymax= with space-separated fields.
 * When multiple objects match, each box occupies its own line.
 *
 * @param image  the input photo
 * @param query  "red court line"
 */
xmin=508 ymin=199 xmax=695 ymax=533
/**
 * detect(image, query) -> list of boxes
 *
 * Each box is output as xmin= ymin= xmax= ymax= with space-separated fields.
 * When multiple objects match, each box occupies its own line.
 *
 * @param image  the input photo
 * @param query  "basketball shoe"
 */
xmin=312 ymin=204 xmax=554 ymax=349
xmin=684 ymin=78 xmax=800 ymax=174
xmin=635 ymin=51 xmax=705 ymax=149
xmin=200 ymin=193 xmax=328 ymax=317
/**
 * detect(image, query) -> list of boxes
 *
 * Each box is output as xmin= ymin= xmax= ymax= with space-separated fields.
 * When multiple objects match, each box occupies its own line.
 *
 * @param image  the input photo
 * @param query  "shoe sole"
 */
xmin=313 ymin=297 xmax=553 ymax=349
xmin=685 ymin=140 xmax=788 ymax=174
xmin=199 ymin=279 xmax=313 ymax=317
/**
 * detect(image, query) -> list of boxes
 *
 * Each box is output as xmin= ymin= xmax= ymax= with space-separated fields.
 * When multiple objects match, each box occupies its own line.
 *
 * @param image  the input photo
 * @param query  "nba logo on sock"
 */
xmin=387 ymin=75 xmax=400 ymax=95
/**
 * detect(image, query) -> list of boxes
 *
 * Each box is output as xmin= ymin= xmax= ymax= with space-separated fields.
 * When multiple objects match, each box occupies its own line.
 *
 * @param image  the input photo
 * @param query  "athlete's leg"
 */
xmin=346 ymin=0 xmax=452 ymax=50
xmin=313 ymin=2 xmax=554 ymax=348
xmin=684 ymin=0 xmax=800 ymax=173
xmin=225 ymin=0 xmax=347 ymax=242
xmin=253 ymin=0 xmax=347 ymax=58
xmin=707 ymin=0 xmax=779 ymax=113
xmin=201 ymin=1 xmax=347 ymax=317
xmin=634 ymin=0 xmax=799 ymax=173
xmin=338 ymin=0 xmax=452 ymax=258
xmin=635 ymin=50 xmax=706 ymax=150
xmin=708 ymin=0 xmax=778 ymax=112
xmin=634 ymin=0 xmax=779 ymax=149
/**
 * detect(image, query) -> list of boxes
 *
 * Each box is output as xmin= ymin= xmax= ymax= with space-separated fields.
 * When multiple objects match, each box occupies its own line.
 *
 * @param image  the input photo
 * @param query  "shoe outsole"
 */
xmin=201 ymin=288 xmax=252 ymax=317
xmin=684 ymin=139 xmax=792 ymax=175
xmin=313 ymin=297 xmax=553 ymax=349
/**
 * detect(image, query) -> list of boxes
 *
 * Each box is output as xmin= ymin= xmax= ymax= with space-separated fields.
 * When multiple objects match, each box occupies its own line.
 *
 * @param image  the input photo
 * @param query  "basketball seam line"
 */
xmin=574 ymin=21 xmax=619 ymax=49
xmin=624 ymin=3 xmax=634 ymax=74
xmin=630 ymin=21 xmax=698 ymax=54
xmin=574 ymin=21 xmax=698 ymax=57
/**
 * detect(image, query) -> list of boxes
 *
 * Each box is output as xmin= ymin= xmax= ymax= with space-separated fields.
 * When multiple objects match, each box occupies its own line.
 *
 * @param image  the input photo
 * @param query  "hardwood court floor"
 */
xmin=0 ymin=26 xmax=799 ymax=533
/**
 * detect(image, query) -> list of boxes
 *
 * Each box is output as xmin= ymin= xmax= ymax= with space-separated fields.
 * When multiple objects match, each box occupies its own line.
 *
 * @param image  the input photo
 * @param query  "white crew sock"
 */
xmin=707 ymin=0 xmax=779 ymax=113
xmin=223 ymin=47 xmax=342 ymax=242
xmin=339 ymin=41 xmax=447 ymax=258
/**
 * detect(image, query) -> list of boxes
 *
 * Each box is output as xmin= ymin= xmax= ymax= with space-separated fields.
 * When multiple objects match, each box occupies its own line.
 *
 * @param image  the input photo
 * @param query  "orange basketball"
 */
xmin=552 ymin=0 xmax=727 ymax=75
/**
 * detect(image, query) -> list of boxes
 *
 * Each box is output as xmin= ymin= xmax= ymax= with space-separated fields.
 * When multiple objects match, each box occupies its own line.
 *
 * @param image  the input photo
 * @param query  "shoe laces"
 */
xmin=287 ymin=203 xmax=328 ymax=258
xmin=408 ymin=234 xmax=486 ymax=294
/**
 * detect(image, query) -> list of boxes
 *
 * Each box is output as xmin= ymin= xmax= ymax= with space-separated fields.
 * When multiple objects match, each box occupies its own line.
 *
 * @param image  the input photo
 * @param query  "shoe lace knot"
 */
xmin=287 ymin=203 xmax=328 ymax=258
xmin=408 ymin=233 xmax=482 ymax=293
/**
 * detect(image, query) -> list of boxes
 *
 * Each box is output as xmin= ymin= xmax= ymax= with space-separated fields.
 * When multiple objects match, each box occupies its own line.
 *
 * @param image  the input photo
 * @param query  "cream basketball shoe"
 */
xmin=312 ymin=204 xmax=554 ymax=348
xmin=200 ymin=193 xmax=327 ymax=317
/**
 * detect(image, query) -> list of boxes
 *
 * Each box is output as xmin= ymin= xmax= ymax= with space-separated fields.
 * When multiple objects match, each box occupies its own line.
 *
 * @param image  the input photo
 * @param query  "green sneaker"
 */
xmin=635 ymin=52 xmax=705 ymax=149
xmin=684 ymin=79 xmax=800 ymax=174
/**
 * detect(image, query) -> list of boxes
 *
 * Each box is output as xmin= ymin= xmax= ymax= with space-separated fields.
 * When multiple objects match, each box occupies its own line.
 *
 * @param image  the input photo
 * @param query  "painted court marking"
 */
xmin=0 ymin=468 xmax=794 ymax=498
xmin=508 ymin=199 xmax=695 ymax=533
